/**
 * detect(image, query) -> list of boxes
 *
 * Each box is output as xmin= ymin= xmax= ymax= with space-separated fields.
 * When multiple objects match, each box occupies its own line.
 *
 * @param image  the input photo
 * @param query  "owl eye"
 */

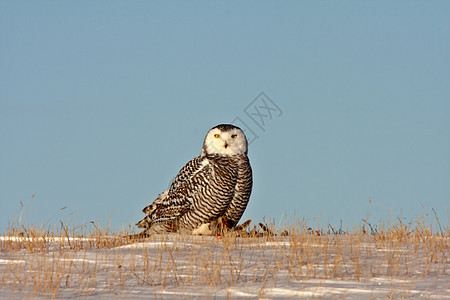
xmin=231 ymin=134 xmax=237 ymax=138
xmin=214 ymin=134 xmax=220 ymax=138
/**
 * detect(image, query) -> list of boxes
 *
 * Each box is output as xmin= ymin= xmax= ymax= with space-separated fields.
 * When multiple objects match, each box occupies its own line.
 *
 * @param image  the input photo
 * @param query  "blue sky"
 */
xmin=1 ymin=1 xmax=449 ymax=233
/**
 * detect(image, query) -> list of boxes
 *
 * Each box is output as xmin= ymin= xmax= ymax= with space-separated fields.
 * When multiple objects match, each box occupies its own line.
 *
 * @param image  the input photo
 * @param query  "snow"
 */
xmin=0 ymin=234 xmax=448 ymax=299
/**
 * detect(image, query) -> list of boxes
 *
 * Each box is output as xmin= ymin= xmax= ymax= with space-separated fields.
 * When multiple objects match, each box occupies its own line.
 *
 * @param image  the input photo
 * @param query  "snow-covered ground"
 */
xmin=0 ymin=234 xmax=448 ymax=299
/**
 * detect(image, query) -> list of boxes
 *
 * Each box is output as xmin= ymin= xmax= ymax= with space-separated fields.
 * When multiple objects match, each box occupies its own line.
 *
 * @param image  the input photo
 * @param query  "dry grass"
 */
xmin=0 ymin=213 xmax=448 ymax=299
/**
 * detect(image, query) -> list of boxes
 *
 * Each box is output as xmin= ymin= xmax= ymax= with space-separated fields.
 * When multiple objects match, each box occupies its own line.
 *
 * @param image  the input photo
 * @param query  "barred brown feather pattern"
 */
xmin=137 ymin=153 xmax=252 ymax=232
xmin=138 ymin=157 xmax=207 ymax=230
xmin=178 ymin=154 xmax=241 ymax=228
xmin=222 ymin=154 xmax=252 ymax=227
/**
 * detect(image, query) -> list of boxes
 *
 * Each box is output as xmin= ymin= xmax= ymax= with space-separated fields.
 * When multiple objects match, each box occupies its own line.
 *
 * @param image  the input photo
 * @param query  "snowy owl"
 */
xmin=137 ymin=124 xmax=253 ymax=235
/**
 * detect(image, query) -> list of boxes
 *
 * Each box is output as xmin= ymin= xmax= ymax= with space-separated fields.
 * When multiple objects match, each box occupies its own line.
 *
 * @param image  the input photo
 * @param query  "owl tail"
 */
xmin=136 ymin=216 xmax=151 ymax=229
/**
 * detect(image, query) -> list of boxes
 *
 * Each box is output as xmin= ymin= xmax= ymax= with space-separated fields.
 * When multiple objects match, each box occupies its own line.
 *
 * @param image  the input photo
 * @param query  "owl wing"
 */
xmin=137 ymin=156 xmax=211 ymax=230
xmin=222 ymin=155 xmax=253 ymax=228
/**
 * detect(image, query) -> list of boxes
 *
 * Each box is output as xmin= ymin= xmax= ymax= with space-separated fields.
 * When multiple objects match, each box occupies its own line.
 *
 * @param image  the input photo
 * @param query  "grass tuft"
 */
xmin=1 ymin=211 xmax=448 ymax=299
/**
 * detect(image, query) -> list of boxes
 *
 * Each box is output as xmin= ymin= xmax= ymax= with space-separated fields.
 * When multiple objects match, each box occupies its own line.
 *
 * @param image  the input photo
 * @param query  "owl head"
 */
xmin=202 ymin=124 xmax=248 ymax=156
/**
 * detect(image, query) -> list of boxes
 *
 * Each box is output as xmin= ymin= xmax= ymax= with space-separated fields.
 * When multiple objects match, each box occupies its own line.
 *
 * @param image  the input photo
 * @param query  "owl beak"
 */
xmin=224 ymin=142 xmax=228 ymax=148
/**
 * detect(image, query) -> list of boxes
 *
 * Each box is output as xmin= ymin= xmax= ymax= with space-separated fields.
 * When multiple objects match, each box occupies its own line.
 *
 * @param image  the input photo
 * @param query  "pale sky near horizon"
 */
xmin=1 ymin=1 xmax=449 ymax=233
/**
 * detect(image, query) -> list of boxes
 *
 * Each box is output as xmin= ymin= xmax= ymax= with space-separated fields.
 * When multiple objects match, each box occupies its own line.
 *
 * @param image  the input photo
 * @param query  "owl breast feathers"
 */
xmin=137 ymin=124 xmax=252 ymax=235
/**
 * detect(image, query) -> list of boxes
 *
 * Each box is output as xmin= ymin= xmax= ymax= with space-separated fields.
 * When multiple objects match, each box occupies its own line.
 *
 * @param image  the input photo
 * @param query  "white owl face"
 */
xmin=202 ymin=124 xmax=248 ymax=156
